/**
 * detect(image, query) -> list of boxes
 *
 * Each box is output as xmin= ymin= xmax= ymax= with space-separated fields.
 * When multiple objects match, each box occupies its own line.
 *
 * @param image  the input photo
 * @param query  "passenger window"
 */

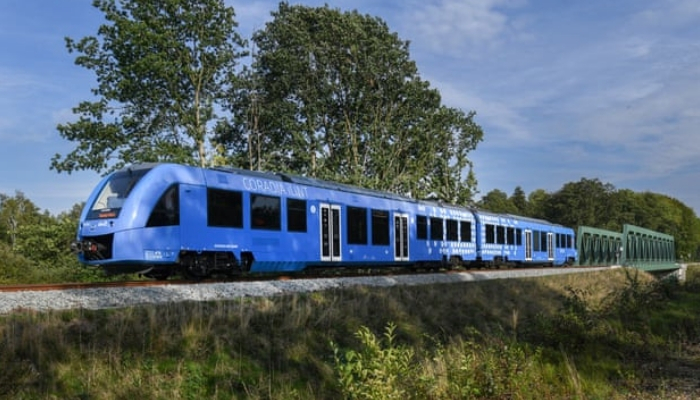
xmin=430 ymin=217 xmax=443 ymax=241
xmin=371 ymin=209 xmax=390 ymax=245
xmin=507 ymin=227 xmax=515 ymax=245
xmin=146 ymin=185 xmax=180 ymax=227
xmin=207 ymin=188 xmax=243 ymax=228
xmin=287 ymin=198 xmax=307 ymax=232
xmin=251 ymin=194 xmax=281 ymax=230
xmin=446 ymin=219 xmax=458 ymax=241
xmin=417 ymin=216 xmax=428 ymax=240
xmin=347 ymin=207 xmax=368 ymax=244
xmin=516 ymin=229 xmax=522 ymax=246
xmin=496 ymin=226 xmax=506 ymax=244
xmin=541 ymin=232 xmax=548 ymax=251
xmin=486 ymin=224 xmax=495 ymax=244
xmin=460 ymin=221 xmax=472 ymax=242
xmin=534 ymin=231 xmax=541 ymax=251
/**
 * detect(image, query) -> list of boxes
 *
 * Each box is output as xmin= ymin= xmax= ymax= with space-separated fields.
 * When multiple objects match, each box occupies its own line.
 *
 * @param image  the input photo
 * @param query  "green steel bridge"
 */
xmin=576 ymin=224 xmax=677 ymax=272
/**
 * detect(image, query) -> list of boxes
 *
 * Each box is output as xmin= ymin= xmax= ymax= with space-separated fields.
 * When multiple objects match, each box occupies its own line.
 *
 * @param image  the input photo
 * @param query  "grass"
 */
xmin=1 ymin=266 xmax=699 ymax=399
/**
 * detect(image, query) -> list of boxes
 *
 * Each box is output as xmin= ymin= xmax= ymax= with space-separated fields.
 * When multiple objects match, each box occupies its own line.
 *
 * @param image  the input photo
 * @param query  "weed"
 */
xmin=332 ymin=322 xmax=414 ymax=400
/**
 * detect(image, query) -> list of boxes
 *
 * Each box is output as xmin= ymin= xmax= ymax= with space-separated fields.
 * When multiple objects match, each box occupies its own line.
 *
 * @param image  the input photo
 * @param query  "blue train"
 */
xmin=72 ymin=163 xmax=577 ymax=279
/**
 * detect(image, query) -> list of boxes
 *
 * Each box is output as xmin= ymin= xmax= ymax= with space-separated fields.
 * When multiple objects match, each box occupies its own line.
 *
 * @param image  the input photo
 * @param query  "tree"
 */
xmin=216 ymin=3 xmax=483 ymax=203
xmin=510 ymin=186 xmax=528 ymax=215
xmin=52 ymin=0 xmax=247 ymax=174
xmin=545 ymin=178 xmax=616 ymax=229
xmin=0 ymin=192 xmax=42 ymax=251
xmin=478 ymin=189 xmax=517 ymax=214
xmin=527 ymin=189 xmax=551 ymax=220
xmin=633 ymin=192 xmax=700 ymax=261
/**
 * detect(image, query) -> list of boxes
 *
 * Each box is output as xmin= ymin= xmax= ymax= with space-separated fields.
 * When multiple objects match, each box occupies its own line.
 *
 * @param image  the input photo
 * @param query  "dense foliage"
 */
xmin=0 ymin=193 xmax=102 ymax=283
xmin=53 ymin=0 xmax=482 ymax=203
xmin=52 ymin=0 xmax=247 ymax=172
xmin=478 ymin=179 xmax=700 ymax=261
xmin=215 ymin=3 xmax=482 ymax=202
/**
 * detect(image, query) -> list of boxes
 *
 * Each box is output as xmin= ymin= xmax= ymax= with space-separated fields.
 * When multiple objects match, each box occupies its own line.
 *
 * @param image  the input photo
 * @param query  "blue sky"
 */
xmin=1 ymin=0 xmax=699 ymax=216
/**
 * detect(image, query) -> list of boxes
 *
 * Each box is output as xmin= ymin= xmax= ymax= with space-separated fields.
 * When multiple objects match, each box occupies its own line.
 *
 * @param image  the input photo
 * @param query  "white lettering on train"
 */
xmin=242 ymin=177 xmax=309 ymax=198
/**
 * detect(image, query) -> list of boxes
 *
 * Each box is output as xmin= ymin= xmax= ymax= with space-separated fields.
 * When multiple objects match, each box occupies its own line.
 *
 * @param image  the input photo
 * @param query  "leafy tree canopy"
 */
xmin=510 ymin=186 xmax=528 ymax=215
xmin=478 ymin=189 xmax=518 ymax=214
xmin=52 ymin=0 xmax=247 ymax=174
xmin=545 ymin=178 xmax=617 ymax=229
xmin=0 ymin=191 xmax=43 ymax=251
xmin=215 ymin=2 xmax=483 ymax=203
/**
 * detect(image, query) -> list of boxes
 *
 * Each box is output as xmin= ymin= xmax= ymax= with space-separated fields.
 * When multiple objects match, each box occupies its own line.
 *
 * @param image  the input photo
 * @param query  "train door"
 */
xmin=393 ymin=213 xmax=409 ymax=261
xmin=320 ymin=203 xmax=342 ymax=262
xmin=525 ymin=230 xmax=533 ymax=261
xmin=547 ymin=232 xmax=554 ymax=260
xmin=179 ymin=183 xmax=208 ymax=250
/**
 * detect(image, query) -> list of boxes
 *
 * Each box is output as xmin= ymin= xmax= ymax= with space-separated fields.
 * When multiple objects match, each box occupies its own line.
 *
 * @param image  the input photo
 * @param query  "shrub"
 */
xmin=333 ymin=323 xmax=415 ymax=400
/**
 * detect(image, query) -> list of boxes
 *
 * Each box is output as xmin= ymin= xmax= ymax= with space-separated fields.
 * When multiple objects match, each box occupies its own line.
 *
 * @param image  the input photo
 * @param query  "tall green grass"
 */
xmin=1 ymin=267 xmax=699 ymax=399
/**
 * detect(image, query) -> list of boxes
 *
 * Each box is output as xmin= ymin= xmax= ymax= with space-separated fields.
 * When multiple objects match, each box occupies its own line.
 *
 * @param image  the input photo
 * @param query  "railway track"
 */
xmin=0 ymin=280 xmax=170 ymax=293
xmin=0 ymin=268 xmax=420 ymax=292
xmin=0 ymin=265 xmax=608 ymax=293
xmin=0 ymin=265 xmax=615 ymax=314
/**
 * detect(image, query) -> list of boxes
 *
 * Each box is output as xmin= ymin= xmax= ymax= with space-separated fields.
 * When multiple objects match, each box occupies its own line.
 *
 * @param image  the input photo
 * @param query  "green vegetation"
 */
xmin=1 ymin=267 xmax=699 ymax=399
xmin=219 ymin=3 xmax=481 ymax=202
xmin=478 ymin=179 xmax=700 ymax=262
xmin=52 ymin=0 xmax=482 ymax=203
xmin=0 ymin=192 xmax=102 ymax=284
xmin=52 ymin=0 xmax=247 ymax=171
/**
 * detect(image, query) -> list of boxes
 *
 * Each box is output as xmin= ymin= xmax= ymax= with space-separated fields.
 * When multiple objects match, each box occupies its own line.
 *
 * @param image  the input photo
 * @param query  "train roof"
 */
xmin=209 ymin=165 xmax=415 ymax=203
xmin=502 ymin=213 xmax=570 ymax=227
xmin=123 ymin=163 xmax=456 ymax=207
xmin=123 ymin=163 xmax=571 ymax=229
xmin=472 ymin=208 xmax=569 ymax=228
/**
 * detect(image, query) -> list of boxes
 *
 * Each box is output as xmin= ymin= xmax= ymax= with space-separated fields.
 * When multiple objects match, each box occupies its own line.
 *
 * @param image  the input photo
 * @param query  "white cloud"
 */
xmin=437 ymin=81 xmax=532 ymax=142
xmin=632 ymin=0 xmax=700 ymax=28
xmin=406 ymin=0 xmax=527 ymax=56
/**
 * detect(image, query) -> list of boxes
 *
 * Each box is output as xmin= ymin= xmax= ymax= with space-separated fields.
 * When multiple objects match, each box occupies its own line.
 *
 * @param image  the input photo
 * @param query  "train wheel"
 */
xmin=180 ymin=253 xmax=209 ymax=280
xmin=240 ymin=252 xmax=254 ymax=273
xmin=448 ymin=256 xmax=463 ymax=270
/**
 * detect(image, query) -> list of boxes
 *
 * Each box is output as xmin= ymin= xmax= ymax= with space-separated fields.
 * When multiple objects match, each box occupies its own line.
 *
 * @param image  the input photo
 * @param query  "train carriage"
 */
xmin=73 ymin=163 xmax=576 ymax=278
xmin=509 ymin=215 xmax=577 ymax=266
xmin=409 ymin=202 xmax=478 ymax=268
xmin=74 ymin=163 xmax=437 ymax=277
xmin=472 ymin=209 xmax=576 ymax=267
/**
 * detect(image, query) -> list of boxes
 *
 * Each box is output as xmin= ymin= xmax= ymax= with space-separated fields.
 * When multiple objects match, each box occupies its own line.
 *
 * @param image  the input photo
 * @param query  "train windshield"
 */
xmin=87 ymin=167 xmax=151 ymax=219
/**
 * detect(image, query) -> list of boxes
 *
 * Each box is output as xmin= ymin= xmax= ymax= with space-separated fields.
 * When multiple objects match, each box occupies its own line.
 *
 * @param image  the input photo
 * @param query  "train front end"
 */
xmin=72 ymin=163 xmax=191 ymax=276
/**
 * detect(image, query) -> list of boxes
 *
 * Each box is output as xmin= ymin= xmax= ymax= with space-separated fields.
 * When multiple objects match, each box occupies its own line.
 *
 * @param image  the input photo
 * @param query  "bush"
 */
xmin=333 ymin=323 xmax=414 ymax=400
xmin=333 ymin=324 xmax=572 ymax=400
xmin=0 ymin=242 xmax=42 ymax=284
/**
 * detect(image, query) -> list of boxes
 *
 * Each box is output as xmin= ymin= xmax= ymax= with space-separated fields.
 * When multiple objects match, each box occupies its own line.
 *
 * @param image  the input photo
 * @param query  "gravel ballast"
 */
xmin=0 ymin=266 xmax=613 ymax=314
